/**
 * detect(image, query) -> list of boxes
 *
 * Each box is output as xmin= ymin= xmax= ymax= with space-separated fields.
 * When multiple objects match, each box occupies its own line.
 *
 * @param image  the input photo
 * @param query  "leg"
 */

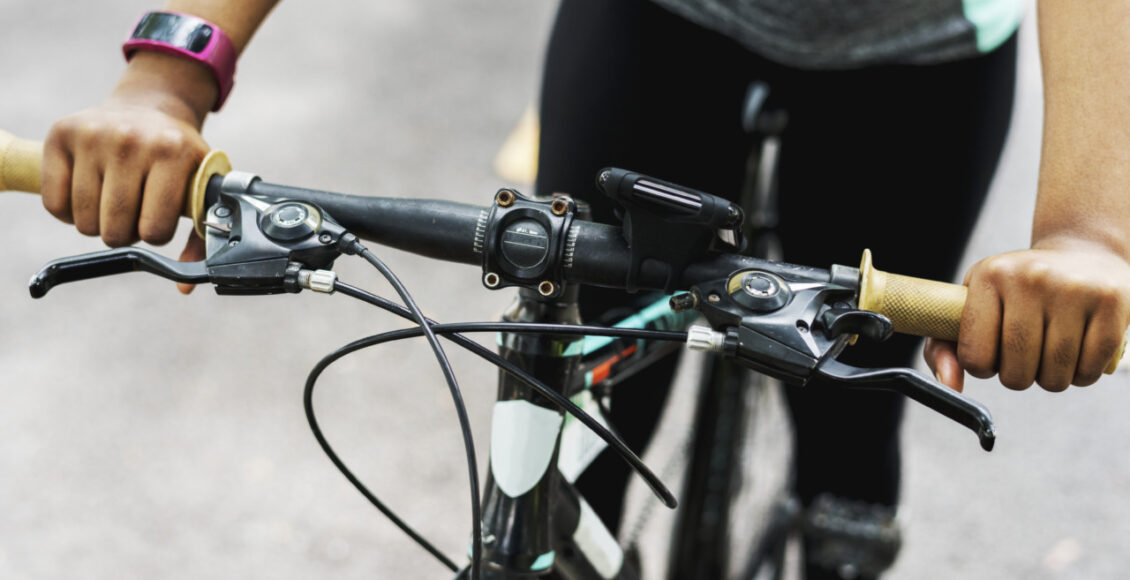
xmin=773 ymin=34 xmax=1019 ymax=579
xmin=536 ymin=0 xmax=758 ymax=533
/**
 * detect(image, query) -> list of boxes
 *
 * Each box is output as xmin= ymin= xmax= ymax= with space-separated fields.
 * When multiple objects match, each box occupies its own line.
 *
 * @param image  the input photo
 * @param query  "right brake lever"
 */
xmin=684 ymin=263 xmax=997 ymax=452
xmin=816 ymin=358 xmax=996 ymax=451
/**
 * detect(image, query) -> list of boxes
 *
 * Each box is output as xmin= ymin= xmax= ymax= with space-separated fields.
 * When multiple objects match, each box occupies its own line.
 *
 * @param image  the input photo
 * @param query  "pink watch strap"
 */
xmin=123 ymin=11 xmax=237 ymax=111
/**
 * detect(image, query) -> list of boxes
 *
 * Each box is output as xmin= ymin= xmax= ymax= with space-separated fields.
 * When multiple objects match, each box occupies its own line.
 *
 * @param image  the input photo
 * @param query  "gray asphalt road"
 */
xmin=2 ymin=2 xmax=1128 ymax=579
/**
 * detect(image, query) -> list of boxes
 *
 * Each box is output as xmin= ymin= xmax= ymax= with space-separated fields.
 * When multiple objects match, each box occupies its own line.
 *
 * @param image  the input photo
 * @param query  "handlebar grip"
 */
xmin=0 ymin=129 xmax=228 ymax=238
xmin=858 ymin=249 xmax=965 ymax=341
xmin=858 ymin=249 xmax=1124 ymax=375
xmin=0 ymin=129 xmax=43 ymax=193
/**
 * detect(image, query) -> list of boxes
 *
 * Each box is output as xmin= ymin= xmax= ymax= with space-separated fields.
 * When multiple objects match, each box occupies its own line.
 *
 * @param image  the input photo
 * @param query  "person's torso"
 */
xmin=650 ymin=0 xmax=1023 ymax=68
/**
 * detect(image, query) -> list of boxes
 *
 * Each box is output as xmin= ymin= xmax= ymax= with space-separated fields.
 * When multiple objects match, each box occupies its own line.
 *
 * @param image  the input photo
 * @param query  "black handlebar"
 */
xmin=233 ymin=179 xmax=486 ymax=266
xmin=243 ymin=178 xmax=834 ymax=292
xmin=28 ymin=169 xmax=996 ymax=451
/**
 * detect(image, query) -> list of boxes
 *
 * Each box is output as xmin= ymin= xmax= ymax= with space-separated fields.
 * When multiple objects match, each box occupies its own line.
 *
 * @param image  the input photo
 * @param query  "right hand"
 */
xmin=41 ymin=52 xmax=218 ymax=293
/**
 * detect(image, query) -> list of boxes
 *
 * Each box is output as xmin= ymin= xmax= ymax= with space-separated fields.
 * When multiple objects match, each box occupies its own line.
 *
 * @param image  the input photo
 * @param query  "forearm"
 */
xmin=115 ymin=0 xmax=281 ymax=125
xmin=1035 ymin=0 xmax=1130 ymax=259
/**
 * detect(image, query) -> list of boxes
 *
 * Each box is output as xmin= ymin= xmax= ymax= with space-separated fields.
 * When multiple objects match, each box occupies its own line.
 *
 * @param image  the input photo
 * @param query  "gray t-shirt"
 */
xmin=651 ymin=0 xmax=1023 ymax=69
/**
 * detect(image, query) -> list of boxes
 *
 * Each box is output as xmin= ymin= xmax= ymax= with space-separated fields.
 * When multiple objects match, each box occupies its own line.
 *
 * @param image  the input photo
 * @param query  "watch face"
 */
xmin=133 ymin=12 xmax=214 ymax=54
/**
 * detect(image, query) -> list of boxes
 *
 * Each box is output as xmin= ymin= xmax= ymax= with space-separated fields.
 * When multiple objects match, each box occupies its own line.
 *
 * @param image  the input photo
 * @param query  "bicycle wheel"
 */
xmin=663 ymin=354 xmax=797 ymax=580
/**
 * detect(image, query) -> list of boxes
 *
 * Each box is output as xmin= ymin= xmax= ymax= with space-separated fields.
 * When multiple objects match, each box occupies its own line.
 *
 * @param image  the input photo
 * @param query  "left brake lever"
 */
xmin=30 ymin=171 xmax=347 ymax=298
xmin=29 ymin=248 xmax=208 ymax=298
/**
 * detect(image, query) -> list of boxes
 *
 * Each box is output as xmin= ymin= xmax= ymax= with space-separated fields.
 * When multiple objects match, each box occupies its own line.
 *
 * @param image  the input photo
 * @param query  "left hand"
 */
xmin=923 ymin=242 xmax=1130 ymax=393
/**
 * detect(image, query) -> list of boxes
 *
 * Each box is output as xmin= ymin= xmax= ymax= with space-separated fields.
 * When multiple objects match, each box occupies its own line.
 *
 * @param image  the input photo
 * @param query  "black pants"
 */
xmin=535 ymin=0 xmax=1016 ymax=569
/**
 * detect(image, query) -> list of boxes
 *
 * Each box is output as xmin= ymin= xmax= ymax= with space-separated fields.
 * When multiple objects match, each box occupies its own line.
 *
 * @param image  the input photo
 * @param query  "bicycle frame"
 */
xmin=470 ymin=287 xmax=693 ymax=578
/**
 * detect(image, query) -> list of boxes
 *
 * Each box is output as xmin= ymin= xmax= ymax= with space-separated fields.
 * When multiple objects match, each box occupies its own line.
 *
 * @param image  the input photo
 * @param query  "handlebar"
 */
xmin=5 ymin=128 xmax=1128 ymax=451
xmin=3 ymin=130 xmax=1122 ymax=373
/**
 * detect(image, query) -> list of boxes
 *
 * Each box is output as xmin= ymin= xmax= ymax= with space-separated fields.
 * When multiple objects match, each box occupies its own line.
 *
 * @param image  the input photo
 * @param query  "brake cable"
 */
xmin=340 ymin=236 xmax=483 ymax=577
xmin=305 ymin=279 xmax=686 ymax=572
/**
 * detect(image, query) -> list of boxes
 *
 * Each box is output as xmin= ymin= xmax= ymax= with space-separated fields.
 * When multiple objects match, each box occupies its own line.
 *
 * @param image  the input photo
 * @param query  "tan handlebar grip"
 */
xmin=858 ymin=249 xmax=966 ymax=341
xmin=0 ymin=129 xmax=43 ymax=193
xmin=0 ymin=129 xmax=230 ymax=239
xmin=858 ymin=249 xmax=1124 ymax=375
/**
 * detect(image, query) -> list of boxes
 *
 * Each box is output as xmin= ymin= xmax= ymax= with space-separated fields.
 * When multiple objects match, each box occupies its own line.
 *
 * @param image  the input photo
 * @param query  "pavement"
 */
xmin=2 ymin=1 xmax=1128 ymax=579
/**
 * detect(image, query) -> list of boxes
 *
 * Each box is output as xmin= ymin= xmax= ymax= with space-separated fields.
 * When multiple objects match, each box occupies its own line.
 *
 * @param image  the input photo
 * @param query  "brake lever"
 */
xmin=29 ymin=247 xmax=208 ymax=298
xmin=816 ymin=358 xmax=996 ymax=451
xmin=29 ymin=171 xmax=347 ymax=298
xmin=682 ymin=263 xmax=997 ymax=451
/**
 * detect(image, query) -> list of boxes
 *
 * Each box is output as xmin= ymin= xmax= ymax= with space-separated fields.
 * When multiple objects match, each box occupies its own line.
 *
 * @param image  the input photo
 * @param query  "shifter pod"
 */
xmin=688 ymin=265 xmax=866 ymax=384
xmin=29 ymin=171 xmax=349 ymax=298
xmin=202 ymin=172 xmax=347 ymax=295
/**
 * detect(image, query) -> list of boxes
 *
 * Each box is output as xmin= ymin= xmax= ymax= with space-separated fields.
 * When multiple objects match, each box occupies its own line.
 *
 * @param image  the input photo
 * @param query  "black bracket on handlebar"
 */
xmin=29 ymin=172 xmax=349 ymax=297
xmin=480 ymin=189 xmax=577 ymax=299
xmin=598 ymin=167 xmax=745 ymax=293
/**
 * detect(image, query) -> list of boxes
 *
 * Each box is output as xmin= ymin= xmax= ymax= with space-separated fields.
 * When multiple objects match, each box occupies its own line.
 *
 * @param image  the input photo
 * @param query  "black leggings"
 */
xmin=536 ymin=0 xmax=1016 ymax=544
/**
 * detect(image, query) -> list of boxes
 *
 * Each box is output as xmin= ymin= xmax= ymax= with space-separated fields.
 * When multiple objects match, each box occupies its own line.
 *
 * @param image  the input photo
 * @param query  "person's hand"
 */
xmin=40 ymin=52 xmax=216 ymax=294
xmin=924 ymin=241 xmax=1130 ymax=392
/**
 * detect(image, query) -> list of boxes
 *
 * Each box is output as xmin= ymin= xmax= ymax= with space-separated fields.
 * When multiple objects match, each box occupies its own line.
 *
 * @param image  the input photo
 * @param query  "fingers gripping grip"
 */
xmin=0 ymin=129 xmax=42 ymax=193
xmin=858 ymin=249 xmax=1124 ymax=375
xmin=0 ymin=129 xmax=228 ymax=238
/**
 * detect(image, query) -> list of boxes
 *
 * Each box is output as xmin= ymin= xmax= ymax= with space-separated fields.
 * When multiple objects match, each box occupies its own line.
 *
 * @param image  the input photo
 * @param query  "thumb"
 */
xmin=176 ymin=234 xmax=206 ymax=295
xmin=923 ymin=338 xmax=965 ymax=393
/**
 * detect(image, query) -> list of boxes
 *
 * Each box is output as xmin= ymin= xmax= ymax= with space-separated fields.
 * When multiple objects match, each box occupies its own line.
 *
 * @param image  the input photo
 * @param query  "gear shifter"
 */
xmin=29 ymin=171 xmax=347 ymax=298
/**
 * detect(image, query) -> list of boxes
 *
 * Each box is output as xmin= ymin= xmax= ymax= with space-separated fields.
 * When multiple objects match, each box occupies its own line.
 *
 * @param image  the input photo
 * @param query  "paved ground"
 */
xmin=2 ymin=1 xmax=1129 ymax=579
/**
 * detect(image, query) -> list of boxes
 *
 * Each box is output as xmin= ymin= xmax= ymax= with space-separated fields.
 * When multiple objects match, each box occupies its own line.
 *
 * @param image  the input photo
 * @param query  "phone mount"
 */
xmin=598 ymin=167 xmax=745 ymax=293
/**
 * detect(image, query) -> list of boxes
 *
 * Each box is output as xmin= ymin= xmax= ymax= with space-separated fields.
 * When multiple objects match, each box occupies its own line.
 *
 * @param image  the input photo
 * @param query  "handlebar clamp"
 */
xmin=480 ymin=189 xmax=577 ymax=298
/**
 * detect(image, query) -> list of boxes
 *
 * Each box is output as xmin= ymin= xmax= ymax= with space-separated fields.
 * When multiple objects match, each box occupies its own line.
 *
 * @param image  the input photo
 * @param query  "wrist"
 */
xmin=112 ymin=51 xmax=216 ymax=128
xmin=1031 ymin=233 xmax=1130 ymax=263
xmin=122 ymin=10 xmax=238 ymax=114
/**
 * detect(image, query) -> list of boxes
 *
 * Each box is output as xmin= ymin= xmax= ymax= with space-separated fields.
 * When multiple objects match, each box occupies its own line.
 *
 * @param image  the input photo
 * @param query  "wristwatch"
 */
xmin=122 ymin=11 xmax=237 ymax=111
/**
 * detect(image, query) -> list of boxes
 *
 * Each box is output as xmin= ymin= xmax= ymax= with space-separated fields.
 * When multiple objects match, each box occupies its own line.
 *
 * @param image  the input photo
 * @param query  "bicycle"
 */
xmin=3 ymin=127 xmax=1121 ymax=579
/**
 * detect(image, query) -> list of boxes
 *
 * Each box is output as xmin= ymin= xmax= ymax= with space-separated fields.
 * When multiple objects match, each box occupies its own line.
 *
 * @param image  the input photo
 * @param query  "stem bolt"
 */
xmin=496 ymin=189 xmax=516 ymax=207
xmin=538 ymin=281 xmax=556 ymax=296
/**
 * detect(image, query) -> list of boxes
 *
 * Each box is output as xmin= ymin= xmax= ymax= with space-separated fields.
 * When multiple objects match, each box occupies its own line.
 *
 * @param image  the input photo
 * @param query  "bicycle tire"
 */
xmin=663 ymin=356 xmax=796 ymax=580
xmin=664 ymin=99 xmax=797 ymax=579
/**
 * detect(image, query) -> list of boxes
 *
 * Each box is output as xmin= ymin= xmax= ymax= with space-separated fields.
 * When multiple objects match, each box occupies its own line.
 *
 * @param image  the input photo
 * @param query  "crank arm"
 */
xmin=29 ymin=247 xmax=208 ymax=298
xmin=816 ymin=359 xmax=996 ymax=451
